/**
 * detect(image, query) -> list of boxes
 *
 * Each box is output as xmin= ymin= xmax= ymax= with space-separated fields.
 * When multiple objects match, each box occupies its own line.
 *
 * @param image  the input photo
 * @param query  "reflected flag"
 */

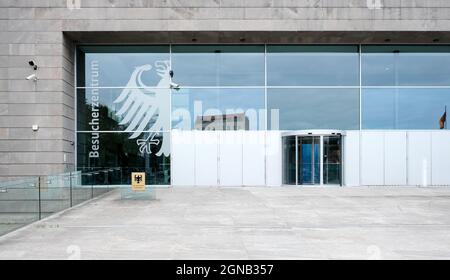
xmin=439 ymin=106 xmax=447 ymax=129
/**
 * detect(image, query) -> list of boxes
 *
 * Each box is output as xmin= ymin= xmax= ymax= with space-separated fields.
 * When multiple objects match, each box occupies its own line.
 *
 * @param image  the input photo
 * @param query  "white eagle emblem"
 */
xmin=113 ymin=61 xmax=171 ymax=157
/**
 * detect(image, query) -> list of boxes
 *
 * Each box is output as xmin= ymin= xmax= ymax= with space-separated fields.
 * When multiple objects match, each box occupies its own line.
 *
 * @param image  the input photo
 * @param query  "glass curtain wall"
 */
xmin=76 ymin=46 xmax=171 ymax=185
xmin=362 ymin=45 xmax=450 ymax=129
xmin=171 ymin=45 xmax=266 ymax=131
xmin=267 ymin=45 xmax=360 ymax=130
xmin=76 ymin=44 xmax=450 ymax=185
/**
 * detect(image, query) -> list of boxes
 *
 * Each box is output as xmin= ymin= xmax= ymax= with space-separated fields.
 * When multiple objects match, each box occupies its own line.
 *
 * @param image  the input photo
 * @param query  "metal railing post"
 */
xmin=69 ymin=172 xmax=73 ymax=207
xmin=38 ymin=176 xmax=41 ymax=220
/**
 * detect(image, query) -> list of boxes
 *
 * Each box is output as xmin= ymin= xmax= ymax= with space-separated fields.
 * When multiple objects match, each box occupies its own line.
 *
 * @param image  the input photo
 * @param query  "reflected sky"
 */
xmin=84 ymin=53 xmax=170 ymax=87
xmin=267 ymin=88 xmax=360 ymax=130
xmin=171 ymin=45 xmax=265 ymax=86
xmin=78 ymin=88 xmax=266 ymax=131
xmin=267 ymin=45 xmax=359 ymax=86
xmin=362 ymin=45 xmax=450 ymax=86
xmin=362 ymin=88 xmax=450 ymax=129
xmin=77 ymin=45 xmax=450 ymax=131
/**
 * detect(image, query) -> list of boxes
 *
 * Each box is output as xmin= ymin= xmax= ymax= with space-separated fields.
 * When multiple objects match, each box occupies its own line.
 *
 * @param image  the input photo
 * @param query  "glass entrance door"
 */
xmin=298 ymin=136 xmax=320 ymax=185
xmin=282 ymin=136 xmax=297 ymax=185
xmin=323 ymin=136 xmax=342 ymax=185
xmin=282 ymin=134 xmax=343 ymax=186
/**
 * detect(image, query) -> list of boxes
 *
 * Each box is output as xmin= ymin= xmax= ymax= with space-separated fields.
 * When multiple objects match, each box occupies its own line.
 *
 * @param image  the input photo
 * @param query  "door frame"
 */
xmin=282 ymin=130 xmax=346 ymax=187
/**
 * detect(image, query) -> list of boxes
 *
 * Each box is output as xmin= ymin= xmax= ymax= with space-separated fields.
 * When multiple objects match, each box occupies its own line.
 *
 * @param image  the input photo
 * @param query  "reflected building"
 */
xmin=194 ymin=113 xmax=249 ymax=131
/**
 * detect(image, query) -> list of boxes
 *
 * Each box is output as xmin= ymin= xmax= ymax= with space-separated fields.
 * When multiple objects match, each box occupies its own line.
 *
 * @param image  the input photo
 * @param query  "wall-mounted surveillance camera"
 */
xmin=28 ymin=60 xmax=38 ymax=70
xmin=170 ymin=82 xmax=180 ymax=90
xmin=26 ymin=73 xmax=38 ymax=81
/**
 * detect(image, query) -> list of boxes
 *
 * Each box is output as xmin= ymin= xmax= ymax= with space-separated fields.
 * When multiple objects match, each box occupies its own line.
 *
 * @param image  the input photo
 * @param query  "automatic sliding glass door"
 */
xmin=282 ymin=133 xmax=343 ymax=186
xmin=298 ymin=136 xmax=320 ymax=185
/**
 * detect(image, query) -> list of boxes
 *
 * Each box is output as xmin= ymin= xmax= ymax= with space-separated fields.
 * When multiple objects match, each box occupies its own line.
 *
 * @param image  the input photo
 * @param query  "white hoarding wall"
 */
xmin=356 ymin=131 xmax=449 ymax=186
xmin=171 ymin=130 xmax=281 ymax=187
xmin=172 ymin=130 xmax=450 ymax=187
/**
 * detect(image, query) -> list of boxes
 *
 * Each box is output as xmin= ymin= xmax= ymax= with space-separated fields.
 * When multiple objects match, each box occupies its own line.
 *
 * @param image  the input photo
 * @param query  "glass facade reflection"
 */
xmin=76 ymin=44 xmax=450 ymax=184
xmin=77 ymin=132 xmax=170 ymax=185
xmin=77 ymin=46 xmax=172 ymax=185
xmin=362 ymin=88 xmax=450 ymax=129
xmin=362 ymin=45 xmax=450 ymax=86
xmin=267 ymin=45 xmax=360 ymax=86
xmin=267 ymin=88 xmax=360 ymax=130
xmin=172 ymin=88 xmax=265 ymax=130
xmin=171 ymin=45 xmax=265 ymax=86
xmin=361 ymin=45 xmax=450 ymax=130
xmin=77 ymin=46 xmax=170 ymax=88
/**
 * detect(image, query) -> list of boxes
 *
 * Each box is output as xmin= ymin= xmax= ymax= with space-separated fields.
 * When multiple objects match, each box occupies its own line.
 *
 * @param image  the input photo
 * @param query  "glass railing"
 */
xmin=77 ymin=167 xmax=157 ymax=200
xmin=77 ymin=167 xmax=170 ymax=186
xmin=0 ymin=169 xmax=114 ymax=237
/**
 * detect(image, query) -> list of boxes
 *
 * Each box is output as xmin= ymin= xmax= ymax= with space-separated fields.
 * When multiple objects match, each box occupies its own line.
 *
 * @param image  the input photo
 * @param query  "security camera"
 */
xmin=28 ymin=60 xmax=38 ymax=70
xmin=26 ymin=73 xmax=38 ymax=81
xmin=170 ymin=82 xmax=180 ymax=90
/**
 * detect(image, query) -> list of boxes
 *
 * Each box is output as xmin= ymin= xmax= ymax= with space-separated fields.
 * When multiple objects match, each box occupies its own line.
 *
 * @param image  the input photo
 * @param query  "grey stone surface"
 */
xmin=1 ymin=186 xmax=450 ymax=259
xmin=1 ymin=0 xmax=450 ymax=179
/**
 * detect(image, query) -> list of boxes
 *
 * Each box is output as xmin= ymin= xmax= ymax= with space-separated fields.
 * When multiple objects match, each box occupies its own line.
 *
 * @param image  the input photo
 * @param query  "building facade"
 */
xmin=2 ymin=0 xmax=450 ymax=187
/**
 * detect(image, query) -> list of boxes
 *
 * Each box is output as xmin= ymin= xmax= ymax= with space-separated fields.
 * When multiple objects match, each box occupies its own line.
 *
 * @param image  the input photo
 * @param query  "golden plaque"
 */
xmin=131 ymin=172 xmax=146 ymax=191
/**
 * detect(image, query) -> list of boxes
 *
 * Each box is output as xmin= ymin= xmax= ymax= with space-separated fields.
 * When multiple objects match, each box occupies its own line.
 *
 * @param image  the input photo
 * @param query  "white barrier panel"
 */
xmin=195 ymin=131 xmax=218 ymax=186
xmin=172 ymin=130 xmax=450 ymax=187
xmin=219 ymin=131 xmax=243 ymax=186
xmin=384 ymin=131 xmax=407 ymax=186
xmin=408 ymin=131 xmax=431 ymax=186
xmin=343 ymin=131 xmax=360 ymax=186
xmin=431 ymin=131 xmax=450 ymax=186
xmin=171 ymin=130 xmax=195 ymax=186
xmin=360 ymin=131 xmax=384 ymax=186
xmin=242 ymin=131 xmax=266 ymax=186
xmin=266 ymin=131 xmax=282 ymax=186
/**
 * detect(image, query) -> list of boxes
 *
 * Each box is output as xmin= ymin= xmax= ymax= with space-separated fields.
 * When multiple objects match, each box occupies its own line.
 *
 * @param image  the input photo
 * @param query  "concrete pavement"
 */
xmin=0 ymin=186 xmax=450 ymax=259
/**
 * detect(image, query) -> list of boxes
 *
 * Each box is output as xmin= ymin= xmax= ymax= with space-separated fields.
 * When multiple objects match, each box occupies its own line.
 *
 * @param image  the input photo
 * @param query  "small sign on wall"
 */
xmin=131 ymin=172 xmax=146 ymax=191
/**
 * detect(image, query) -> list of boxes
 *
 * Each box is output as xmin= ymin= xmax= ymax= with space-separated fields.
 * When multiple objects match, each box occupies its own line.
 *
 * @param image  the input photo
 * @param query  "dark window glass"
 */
xmin=282 ymin=136 xmax=297 ymax=185
xmin=267 ymin=45 xmax=360 ymax=86
xmin=323 ymin=136 xmax=342 ymax=185
xmin=362 ymin=45 xmax=450 ymax=86
xmin=76 ymin=132 xmax=170 ymax=185
xmin=172 ymin=88 xmax=265 ymax=130
xmin=171 ymin=45 xmax=265 ymax=86
xmin=362 ymin=88 xmax=450 ymax=129
xmin=267 ymin=88 xmax=360 ymax=130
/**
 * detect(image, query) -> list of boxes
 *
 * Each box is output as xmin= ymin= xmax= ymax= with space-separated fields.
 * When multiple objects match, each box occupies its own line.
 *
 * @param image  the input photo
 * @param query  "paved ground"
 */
xmin=0 ymin=186 xmax=450 ymax=259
